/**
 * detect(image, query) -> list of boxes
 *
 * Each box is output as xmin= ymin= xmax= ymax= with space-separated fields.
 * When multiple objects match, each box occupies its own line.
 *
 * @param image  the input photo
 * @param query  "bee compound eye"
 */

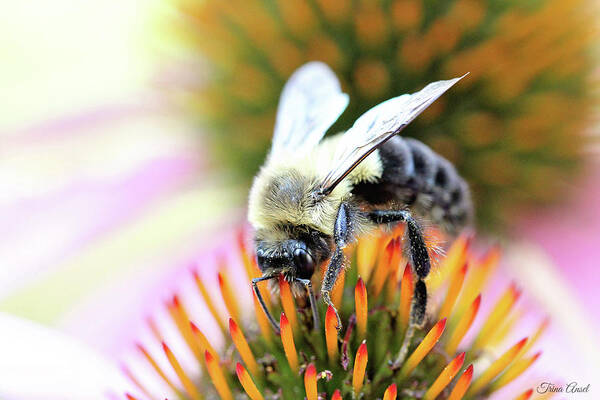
xmin=293 ymin=248 xmax=315 ymax=277
xmin=255 ymin=249 xmax=267 ymax=270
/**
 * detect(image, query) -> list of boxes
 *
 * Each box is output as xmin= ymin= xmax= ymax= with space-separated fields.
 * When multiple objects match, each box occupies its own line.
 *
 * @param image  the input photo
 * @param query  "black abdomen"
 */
xmin=352 ymin=136 xmax=472 ymax=234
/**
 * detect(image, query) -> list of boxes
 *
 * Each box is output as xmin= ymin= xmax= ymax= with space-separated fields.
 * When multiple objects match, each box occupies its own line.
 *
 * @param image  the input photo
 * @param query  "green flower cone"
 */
xmin=124 ymin=231 xmax=549 ymax=399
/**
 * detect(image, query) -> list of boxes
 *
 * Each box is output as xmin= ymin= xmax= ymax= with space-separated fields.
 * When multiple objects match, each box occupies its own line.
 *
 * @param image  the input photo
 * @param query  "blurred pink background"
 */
xmin=1 ymin=1 xmax=599 ymax=399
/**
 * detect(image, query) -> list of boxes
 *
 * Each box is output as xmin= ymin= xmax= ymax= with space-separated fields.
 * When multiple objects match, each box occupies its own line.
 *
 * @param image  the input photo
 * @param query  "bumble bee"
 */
xmin=248 ymin=62 xmax=472 ymax=333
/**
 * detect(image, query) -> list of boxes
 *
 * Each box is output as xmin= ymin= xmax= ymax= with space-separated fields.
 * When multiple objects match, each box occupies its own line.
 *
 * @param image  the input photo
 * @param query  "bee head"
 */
xmin=255 ymin=239 xmax=316 ymax=280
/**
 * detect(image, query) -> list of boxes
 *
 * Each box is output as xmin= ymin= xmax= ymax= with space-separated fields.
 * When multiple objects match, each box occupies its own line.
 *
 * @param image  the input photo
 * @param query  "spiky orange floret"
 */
xmin=205 ymin=350 xmax=233 ymax=400
xmin=279 ymin=275 xmax=299 ymax=334
xmin=473 ymin=283 xmax=521 ymax=350
xmin=331 ymin=389 xmax=342 ymax=400
xmin=236 ymin=362 xmax=264 ymax=400
xmin=468 ymin=337 xmax=529 ymax=396
xmin=163 ymin=342 xmax=201 ymax=400
xmin=383 ymin=383 xmax=397 ymax=400
xmin=124 ymin=230 xmax=549 ymax=400
xmin=194 ymin=270 xmax=227 ymax=333
xmin=446 ymin=293 xmax=482 ymax=355
xmin=423 ymin=352 xmax=465 ymax=400
xmin=304 ymin=363 xmax=318 ymax=400
xmin=325 ymin=305 xmax=339 ymax=362
xmin=398 ymin=263 xmax=414 ymax=329
xmin=448 ymin=364 xmax=474 ymax=400
xmin=355 ymin=277 xmax=368 ymax=341
xmin=399 ymin=318 xmax=447 ymax=378
xmin=190 ymin=321 xmax=218 ymax=359
xmin=514 ymin=388 xmax=534 ymax=400
xmin=352 ymin=341 xmax=368 ymax=394
xmin=280 ymin=312 xmax=299 ymax=373
xmin=218 ymin=270 xmax=241 ymax=324
xmin=439 ymin=262 xmax=468 ymax=320
xmin=229 ymin=318 xmax=259 ymax=376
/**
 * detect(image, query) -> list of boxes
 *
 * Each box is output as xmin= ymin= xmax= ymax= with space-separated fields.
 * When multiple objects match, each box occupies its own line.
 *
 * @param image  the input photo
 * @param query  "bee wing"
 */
xmin=318 ymin=74 xmax=468 ymax=195
xmin=270 ymin=62 xmax=349 ymax=155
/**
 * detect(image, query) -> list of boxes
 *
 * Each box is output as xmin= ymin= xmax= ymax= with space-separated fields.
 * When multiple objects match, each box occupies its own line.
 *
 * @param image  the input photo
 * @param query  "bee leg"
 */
xmin=321 ymin=249 xmax=343 ymax=330
xmin=252 ymin=275 xmax=280 ymax=334
xmin=368 ymin=209 xmax=430 ymax=325
xmin=322 ymin=202 xmax=354 ymax=330
xmin=296 ymin=278 xmax=320 ymax=331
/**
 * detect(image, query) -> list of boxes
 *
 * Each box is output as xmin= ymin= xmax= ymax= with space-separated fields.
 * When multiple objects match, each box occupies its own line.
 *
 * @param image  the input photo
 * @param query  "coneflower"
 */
xmin=168 ymin=0 xmax=598 ymax=230
xmin=123 ymin=229 xmax=549 ymax=399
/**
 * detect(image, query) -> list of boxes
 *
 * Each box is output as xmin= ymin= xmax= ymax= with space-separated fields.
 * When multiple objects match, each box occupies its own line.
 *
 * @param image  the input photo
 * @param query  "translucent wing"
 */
xmin=318 ymin=74 xmax=468 ymax=195
xmin=270 ymin=62 xmax=349 ymax=155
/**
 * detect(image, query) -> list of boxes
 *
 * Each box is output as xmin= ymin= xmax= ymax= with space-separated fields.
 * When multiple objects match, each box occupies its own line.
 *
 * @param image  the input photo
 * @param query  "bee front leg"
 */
xmin=321 ymin=248 xmax=344 ymax=330
xmin=368 ymin=209 xmax=429 ymax=326
xmin=252 ymin=275 xmax=280 ymax=334
xmin=295 ymin=278 xmax=320 ymax=331
xmin=322 ymin=202 xmax=354 ymax=331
